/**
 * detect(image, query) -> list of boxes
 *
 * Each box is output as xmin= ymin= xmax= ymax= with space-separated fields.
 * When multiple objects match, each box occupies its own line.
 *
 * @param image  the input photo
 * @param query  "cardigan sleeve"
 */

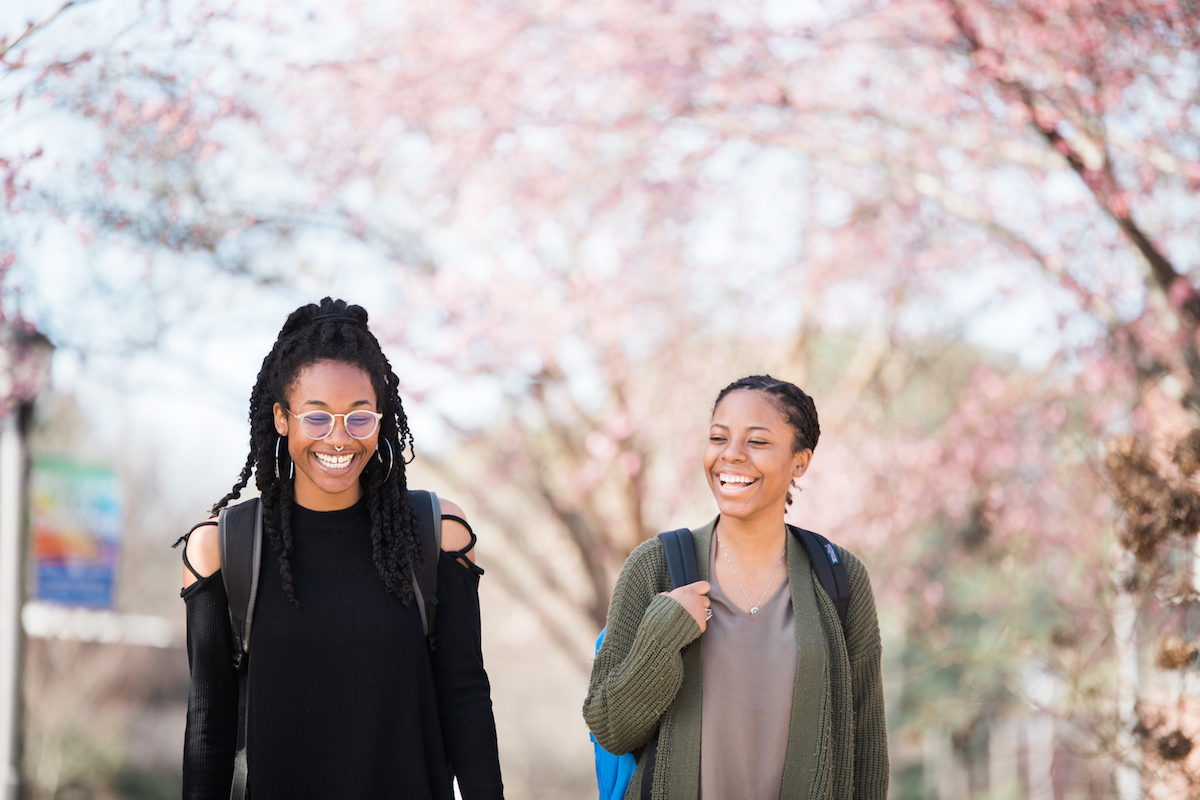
xmin=430 ymin=552 xmax=505 ymax=799
xmin=583 ymin=539 xmax=703 ymax=756
xmin=840 ymin=549 xmax=890 ymax=800
xmin=181 ymin=571 xmax=240 ymax=800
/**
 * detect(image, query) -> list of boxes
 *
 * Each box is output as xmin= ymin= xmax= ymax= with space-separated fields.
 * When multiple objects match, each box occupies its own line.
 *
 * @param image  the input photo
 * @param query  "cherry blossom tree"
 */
xmin=7 ymin=0 xmax=1200 ymax=794
xmin=277 ymin=0 xmax=1200 ymax=791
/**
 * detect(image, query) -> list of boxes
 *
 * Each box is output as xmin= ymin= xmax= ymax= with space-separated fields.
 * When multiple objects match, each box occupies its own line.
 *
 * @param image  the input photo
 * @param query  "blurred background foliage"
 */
xmin=3 ymin=0 xmax=1200 ymax=797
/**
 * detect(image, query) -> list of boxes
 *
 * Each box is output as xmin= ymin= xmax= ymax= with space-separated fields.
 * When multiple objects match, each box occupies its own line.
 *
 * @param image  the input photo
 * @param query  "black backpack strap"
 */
xmin=640 ymin=738 xmax=659 ymax=800
xmin=219 ymin=498 xmax=262 ymax=666
xmin=218 ymin=497 xmax=261 ymax=800
xmin=408 ymin=489 xmax=442 ymax=650
xmin=657 ymin=528 xmax=698 ymax=589
xmin=792 ymin=527 xmax=850 ymax=639
xmin=640 ymin=528 xmax=697 ymax=799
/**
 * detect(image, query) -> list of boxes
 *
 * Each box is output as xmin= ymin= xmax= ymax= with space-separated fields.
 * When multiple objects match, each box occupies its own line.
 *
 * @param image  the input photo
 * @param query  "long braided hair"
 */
xmin=213 ymin=297 xmax=422 ymax=607
xmin=713 ymin=374 xmax=820 ymax=505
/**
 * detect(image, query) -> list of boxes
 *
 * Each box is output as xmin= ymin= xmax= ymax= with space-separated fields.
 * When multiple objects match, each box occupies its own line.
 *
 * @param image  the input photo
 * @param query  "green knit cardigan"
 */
xmin=583 ymin=518 xmax=889 ymax=800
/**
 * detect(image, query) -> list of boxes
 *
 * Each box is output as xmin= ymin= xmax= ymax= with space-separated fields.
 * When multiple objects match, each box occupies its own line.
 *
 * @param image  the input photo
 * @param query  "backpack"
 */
xmin=591 ymin=525 xmax=851 ymax=800
xmin=217 ymin=489 xmax=444 ymax=800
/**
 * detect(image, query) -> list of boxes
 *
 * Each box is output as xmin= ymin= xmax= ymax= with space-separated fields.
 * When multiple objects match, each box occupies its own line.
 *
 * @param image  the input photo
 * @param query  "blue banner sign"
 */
xmin=30 ymin=458 xmax=122 ymax=609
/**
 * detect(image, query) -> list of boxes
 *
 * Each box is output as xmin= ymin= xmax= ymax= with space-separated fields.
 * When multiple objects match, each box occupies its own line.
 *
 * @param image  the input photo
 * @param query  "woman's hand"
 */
xmin=662 ymin=581 xmax=712 ymax=633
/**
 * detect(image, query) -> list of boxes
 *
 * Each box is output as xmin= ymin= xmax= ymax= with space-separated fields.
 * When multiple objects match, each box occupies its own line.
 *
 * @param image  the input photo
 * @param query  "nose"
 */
xmin=721 ymin=438 xmax=747 ymax=462
xmin=326 ymin=416 xmax=355 ymax=446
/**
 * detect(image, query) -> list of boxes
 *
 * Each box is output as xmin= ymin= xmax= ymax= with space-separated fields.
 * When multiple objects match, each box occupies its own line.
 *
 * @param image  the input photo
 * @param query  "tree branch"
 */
xmin=941 ymin=0 xmax=1200 ymax=408
xmin=943 ymin=0 xmax=1199 ymax=324
xmin=0 ymin=1 xmax=87 ymax=62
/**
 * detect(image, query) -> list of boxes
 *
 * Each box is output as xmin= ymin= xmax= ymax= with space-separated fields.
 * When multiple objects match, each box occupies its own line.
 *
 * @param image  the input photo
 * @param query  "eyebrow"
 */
xmin=302 ymin=399 xmax=375 ymax=408
xmin=710 ymin=423 xmax=773 ymax=433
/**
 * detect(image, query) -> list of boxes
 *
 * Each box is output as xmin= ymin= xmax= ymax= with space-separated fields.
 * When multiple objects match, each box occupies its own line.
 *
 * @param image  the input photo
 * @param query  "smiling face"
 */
xmin=704 ymin=389 xmax=812 ymax=525
xmin=273 ymin=359 xmax=380 ymax=511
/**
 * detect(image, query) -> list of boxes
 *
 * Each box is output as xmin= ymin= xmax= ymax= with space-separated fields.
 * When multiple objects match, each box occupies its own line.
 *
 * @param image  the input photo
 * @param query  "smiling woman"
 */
xmin=584 ymin=375 xmax=888 ymax=800
xmin=174 ymin=298 xmax=503 ymax=800
xmin=274 ymin=361 xmax=382 ymax=510
xmin=704 ymin=388 xmax=813 ymax=533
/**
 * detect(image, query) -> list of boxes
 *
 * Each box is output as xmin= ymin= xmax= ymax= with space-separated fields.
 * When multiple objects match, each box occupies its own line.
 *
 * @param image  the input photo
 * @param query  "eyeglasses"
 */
xmin=288 ymin=410 xmax=383 ymax=440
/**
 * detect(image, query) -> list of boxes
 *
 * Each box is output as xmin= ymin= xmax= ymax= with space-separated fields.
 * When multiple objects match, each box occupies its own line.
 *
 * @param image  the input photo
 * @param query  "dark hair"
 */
xmin=212 ymin=297 xmax=421 ymax=607
xmin=712 ymin=375 xmax=819 ymax=454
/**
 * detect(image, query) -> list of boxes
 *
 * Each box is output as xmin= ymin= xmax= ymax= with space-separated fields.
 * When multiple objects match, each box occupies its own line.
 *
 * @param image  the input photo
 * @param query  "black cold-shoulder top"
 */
xmin=181 ymin=497 xmax=503 ymax=799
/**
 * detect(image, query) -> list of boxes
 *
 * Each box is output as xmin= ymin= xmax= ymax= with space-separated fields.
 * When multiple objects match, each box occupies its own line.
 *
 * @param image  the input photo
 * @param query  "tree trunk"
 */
xmin=1113 ymin=546 xmax=1142 ymax=800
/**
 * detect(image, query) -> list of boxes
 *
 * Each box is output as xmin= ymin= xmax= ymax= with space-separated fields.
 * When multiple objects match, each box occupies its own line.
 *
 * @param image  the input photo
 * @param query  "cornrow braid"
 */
xmin=212 ymin=297 xmax=422 ymax=607
xmin=713 ymin=375 xmax=820 ymax=507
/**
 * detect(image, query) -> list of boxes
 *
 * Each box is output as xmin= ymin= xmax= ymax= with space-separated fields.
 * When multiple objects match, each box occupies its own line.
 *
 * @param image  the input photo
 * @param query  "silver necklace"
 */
xmin=718 ymin=537 xmax=785 ymax=616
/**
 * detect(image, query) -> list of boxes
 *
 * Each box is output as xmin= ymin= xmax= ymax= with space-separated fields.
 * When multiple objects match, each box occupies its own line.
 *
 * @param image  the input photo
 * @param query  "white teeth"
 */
xmin=315 ymin=452 xmax=353 ymax=468
xmin=720 ymin=474 xmax=754 ymax=485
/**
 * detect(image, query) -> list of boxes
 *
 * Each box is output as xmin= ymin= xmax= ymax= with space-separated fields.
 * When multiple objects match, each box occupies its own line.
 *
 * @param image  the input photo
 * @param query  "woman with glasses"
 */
xmin=178 ymin=298 xmax=503 ymax=799
xmin=584 ymin=375 xmax=888 ymax=800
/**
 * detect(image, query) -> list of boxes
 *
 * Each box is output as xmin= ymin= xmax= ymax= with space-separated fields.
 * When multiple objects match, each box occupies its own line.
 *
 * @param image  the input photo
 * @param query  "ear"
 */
xmin=273 ymin=402 xmax=289 ymax=437
xmin=792 ymin=448 xmax=813 ymax=480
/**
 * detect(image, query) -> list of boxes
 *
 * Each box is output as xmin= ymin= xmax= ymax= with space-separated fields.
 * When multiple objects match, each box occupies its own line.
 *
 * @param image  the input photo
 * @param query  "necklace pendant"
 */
xmin=750 ymin=606 xmax=759 ymax=615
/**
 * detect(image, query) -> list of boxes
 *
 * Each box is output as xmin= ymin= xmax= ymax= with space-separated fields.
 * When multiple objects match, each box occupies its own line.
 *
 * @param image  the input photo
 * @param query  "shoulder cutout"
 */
xmin=438 ymin=498 xmax=476 ymax=564
xmin=182 ymin=518 xmax=221 ymax=589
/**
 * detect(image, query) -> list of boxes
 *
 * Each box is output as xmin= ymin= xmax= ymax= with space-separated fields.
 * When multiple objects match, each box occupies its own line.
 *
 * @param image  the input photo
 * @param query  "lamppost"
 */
xmin=0 ymin=321 xmax=54 ymax=800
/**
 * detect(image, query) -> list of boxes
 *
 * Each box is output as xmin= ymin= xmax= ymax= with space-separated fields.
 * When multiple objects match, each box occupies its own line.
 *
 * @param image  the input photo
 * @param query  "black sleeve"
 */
xmin=431 ymin=552 xmax=504 ymax=799
xmin=181 ymin=572 xmax=240 ymax=800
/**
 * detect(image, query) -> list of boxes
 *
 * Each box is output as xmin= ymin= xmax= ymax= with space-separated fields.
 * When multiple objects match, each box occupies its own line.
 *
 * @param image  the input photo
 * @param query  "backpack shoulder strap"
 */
xmin=408 ymin=489 xmax=442 ymax=649
xmin=217 ymin=496 xmax=261 ymax=800
xmin=791 ymin=526 xmax=850 ymax=639
xmin=657 ymin=528 xmax=698 ymax=588
xmin=639 ymin=527 xmax=699 ymax=799
xmin=218 ymin=497 xmax=262 ymax=668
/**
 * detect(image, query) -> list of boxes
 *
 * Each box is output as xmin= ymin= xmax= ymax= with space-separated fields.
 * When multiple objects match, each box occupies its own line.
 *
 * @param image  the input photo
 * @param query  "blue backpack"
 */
xmin=591 ymin=627 xmax=639 ymax=800
xmin=590 ymin=526 xmax=850 ymax=800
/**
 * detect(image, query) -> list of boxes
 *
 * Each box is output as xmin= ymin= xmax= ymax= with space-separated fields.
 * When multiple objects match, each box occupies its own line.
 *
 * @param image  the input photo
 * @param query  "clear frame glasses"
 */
xmin=289 ymin=410 xmax=384 ymax=440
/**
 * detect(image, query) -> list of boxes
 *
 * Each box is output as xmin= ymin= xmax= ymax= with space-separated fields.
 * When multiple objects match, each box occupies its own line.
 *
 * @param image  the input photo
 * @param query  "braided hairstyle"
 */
xmin=713 ymin=374 xmax=820 ymax=505
xmin=213 ymin=297 xmax=422 ymax=607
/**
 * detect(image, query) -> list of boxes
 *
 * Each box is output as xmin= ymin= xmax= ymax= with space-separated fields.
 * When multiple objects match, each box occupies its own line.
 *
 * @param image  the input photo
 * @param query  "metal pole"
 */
xmin=0 ymin=413 xmax=24 ymax=800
